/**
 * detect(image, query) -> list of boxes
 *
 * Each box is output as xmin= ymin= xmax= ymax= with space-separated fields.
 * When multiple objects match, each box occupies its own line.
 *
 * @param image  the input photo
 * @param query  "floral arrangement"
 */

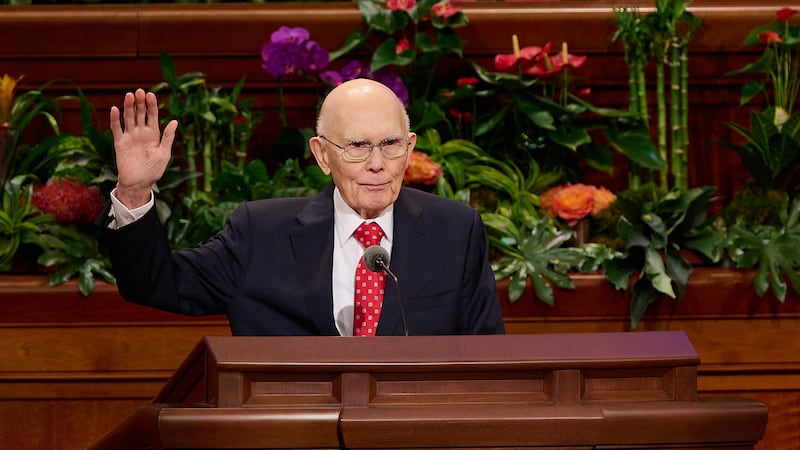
xmin=2 ymin=1 xmax=799 ymax=328
xmin=724 ymin=6 xmax=800 ymax=197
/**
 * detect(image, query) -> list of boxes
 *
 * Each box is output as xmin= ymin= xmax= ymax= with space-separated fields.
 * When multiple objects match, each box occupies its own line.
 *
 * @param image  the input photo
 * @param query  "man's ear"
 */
xmin=309 ymin=137 xmax=332 ymax=175
xmin=403 ymin=132 xmax=417 ymax=168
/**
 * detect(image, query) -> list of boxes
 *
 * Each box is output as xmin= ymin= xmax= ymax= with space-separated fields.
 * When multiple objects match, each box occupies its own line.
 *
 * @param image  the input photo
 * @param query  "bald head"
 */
xmin=309 ymin=78 xmax=417 ymax=219
xmin=316 ymin=78 xmax=409 ymax=136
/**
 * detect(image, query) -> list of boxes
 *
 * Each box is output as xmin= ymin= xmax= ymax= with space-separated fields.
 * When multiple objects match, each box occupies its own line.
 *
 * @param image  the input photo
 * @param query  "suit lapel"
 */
xmin=377 ymin=188 xmax=429 ymax=336
xmin=291 ymin=184 xmax=339 ymax=336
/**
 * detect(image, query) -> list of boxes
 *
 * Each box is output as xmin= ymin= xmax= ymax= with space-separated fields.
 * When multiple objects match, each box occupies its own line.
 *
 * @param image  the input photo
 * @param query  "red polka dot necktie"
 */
xmin=353 ymin=222 xmax=386 ymax=336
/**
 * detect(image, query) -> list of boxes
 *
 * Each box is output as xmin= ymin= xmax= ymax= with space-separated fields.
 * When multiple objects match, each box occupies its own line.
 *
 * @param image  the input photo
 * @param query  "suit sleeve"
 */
xmin=459 ymin=209 xmax=506 ymax=334
xmin=101 ymin=204 xmax=249 ymax=316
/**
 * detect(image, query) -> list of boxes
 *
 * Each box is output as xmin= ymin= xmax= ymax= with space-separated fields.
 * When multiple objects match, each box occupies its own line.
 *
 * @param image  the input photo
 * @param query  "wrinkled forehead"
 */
xmin=318 ymin=81 xmax=407 ymax=139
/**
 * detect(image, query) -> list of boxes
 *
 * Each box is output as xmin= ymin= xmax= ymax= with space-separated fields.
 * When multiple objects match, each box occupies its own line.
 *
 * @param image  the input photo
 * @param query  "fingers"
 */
xmin=115 ymin=88 xmax=164 ymax=133
xmin=109 ymin=106 xmax=122 ymax=142
xmin=161 ymin=119 xmax=179 ymax=151
xmin=145 ymin=91 xmax=160 ymax=132
xmin=135 ymin=88 xmax=147 ymax=129
xmin=122 ymin=91 xmax=136 ymax=132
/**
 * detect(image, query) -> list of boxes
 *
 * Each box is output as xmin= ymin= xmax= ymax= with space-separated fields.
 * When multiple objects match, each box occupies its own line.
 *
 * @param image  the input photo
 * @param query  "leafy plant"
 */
xmin=722 ymin=7 xmax=800 ymax=196
xmin=1 ymin=76 xmax=65 ymax=183
xmin=611 ymin=1 xmax=701 ymax=191
xmin=37 ymin=222 xmax=115 ymax=296
xmin=602 ymin=185 xmax=723 ymax=329
xmin=486 ymin=210 xmax=618 ymax=305
xmin=722 ymin=194 xmax=800 ymax=302
xmin=431 ymin=37 xmax=660 ymax=181
xmin=151 ymin=52 xmax=321 ymax=249
xmin=0 ymin=175 xmax=54 ymax=271
xmin=722 ymin=107 xmax=800 ymax=193
xmin=332 ymin=0 xmax=468 ymax=105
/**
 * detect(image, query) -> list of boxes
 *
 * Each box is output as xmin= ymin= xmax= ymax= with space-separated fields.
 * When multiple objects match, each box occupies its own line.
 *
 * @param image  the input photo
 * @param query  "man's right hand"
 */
xmin=110 ymin=88 xmax=178 ymax=209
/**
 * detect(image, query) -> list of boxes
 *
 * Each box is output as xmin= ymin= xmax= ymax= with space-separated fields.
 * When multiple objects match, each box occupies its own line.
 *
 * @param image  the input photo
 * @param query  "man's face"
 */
xmin=311 ymin=81 xmax=416 ymax=219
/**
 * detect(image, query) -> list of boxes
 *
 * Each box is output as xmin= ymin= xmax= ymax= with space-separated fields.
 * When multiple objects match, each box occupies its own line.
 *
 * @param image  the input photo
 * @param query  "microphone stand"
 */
xmin=376 ymin=260 xmax=409 ymax=337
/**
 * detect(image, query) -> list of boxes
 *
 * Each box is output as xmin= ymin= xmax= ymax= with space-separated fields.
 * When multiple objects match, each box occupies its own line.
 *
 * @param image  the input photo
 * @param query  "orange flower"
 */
xmin=550 ymin=184 xmax=594 ymax=225
xmin=404 ymin=151 xmax=443 ymax=186
xmin=591 ymin=186 xmax=617 ymax=216
xmin=0 ymin=74 xmax=22 ymax=124
xmin=539 ymin=185 xmax=563 ymax=213
xmin=540 ymin=183 xmax=615 ymax=226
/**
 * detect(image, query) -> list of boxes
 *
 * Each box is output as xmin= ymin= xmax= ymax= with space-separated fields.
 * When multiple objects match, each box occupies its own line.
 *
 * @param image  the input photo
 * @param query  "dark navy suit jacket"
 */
xmin=102 ymin=183 xmax=505 ymax=336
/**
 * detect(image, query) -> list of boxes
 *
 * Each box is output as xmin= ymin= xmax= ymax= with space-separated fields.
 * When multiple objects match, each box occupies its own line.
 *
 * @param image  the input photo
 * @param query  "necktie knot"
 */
xmin=354 ymin=222 xmax=384 ymax=249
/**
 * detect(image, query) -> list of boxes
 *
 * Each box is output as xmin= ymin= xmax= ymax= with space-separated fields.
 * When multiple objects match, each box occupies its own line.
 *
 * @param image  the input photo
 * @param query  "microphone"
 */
xmin=363 ymin=245 xmax=409 ymax=336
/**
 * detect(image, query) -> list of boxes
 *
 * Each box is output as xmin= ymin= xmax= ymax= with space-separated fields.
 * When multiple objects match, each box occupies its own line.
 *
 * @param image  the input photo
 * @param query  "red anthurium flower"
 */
xmin=449 ymin=108 xmax=474 ymax=123
xmin=456 ymin=77 xmax=478 ymax=87
xmin=432 ymin=1 xmax=460 ymax=19
xmin=776 ymin=7 xmax=797 ymax=21
xmin=759 ymin=31 xmax=783 ymax=44
xmin=395 ymin=38 xmax=412 ymax=55
xmin=386 ymin=0 xmax=415 ymax=12
xmin=525 ymin=53 xmax=557 ymax=76
xmin=494 ymin=46 xmax=545 ymax=72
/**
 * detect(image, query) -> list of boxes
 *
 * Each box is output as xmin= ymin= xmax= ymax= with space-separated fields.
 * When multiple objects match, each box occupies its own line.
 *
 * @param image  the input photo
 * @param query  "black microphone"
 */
xmin=363 ymin=245 xmax=409 ymax=336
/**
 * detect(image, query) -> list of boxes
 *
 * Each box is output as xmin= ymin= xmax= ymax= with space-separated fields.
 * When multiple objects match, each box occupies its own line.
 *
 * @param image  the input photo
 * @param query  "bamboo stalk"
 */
xmin=679 ymin=43 xmax=690 ymax=191
xmin=670 ymin=39 xmax=682 ymax=191
xmin=656 ymin=57 xmax=668 ymax=189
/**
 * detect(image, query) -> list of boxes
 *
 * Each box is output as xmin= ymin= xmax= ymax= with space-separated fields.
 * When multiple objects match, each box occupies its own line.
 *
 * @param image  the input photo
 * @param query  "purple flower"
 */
xmin=371 ymin=68 xmax=409 ymax=104
xmin=318 ymin=59 xmax=409 ymax=105
xmin=261 ymin=27 xmax=329 ymax=78
xmin=340 ymin=60 xmax=371 ymax=80
xmin=319 ymin=70 xmax=344 ymax=87
xmin=270 ymin=26 xmax=309 ymax=45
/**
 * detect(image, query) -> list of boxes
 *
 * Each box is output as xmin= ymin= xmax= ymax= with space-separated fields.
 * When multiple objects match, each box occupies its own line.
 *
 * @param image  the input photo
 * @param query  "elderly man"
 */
xmin=102 ymin=78 xmax=504 ymax=336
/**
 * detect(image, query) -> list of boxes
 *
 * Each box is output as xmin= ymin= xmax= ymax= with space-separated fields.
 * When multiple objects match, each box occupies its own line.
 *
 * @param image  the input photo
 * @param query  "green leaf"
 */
xmin=630 ymin=277 xmax=663 ymax=330
xmin=606 ymin=127 xmax=666 ymax=170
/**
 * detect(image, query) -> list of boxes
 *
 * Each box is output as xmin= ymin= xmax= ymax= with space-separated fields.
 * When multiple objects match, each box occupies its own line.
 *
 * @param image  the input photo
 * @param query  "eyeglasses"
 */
xmin=318 ymin=135 xmax=409 ymax=162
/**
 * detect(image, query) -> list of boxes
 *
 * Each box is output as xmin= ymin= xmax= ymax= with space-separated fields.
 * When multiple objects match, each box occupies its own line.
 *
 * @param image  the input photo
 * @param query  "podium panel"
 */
xmin=89 ymin=331 xmax=767 ymax=449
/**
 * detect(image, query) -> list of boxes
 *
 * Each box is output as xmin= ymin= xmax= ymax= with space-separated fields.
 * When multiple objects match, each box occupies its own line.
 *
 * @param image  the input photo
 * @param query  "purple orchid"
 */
xmin=319 ymin=59 xmax=409 ymax=105
xmin=261 ymin=26 xmax=329 ymax=78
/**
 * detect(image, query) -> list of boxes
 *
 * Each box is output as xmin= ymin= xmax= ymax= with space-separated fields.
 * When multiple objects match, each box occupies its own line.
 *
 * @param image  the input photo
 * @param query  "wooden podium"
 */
xmin=88 ymin=331 xmax=767 ymax=449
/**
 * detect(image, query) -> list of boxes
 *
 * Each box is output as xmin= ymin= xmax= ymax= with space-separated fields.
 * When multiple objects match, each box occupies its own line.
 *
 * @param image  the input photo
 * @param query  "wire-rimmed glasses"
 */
xmin=318 ymin=135 xmax=409 ymax=162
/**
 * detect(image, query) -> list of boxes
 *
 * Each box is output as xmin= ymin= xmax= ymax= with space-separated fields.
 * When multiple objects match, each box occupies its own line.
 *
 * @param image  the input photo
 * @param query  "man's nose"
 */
xmin=364 ymin=146 xmax=386 ymax=170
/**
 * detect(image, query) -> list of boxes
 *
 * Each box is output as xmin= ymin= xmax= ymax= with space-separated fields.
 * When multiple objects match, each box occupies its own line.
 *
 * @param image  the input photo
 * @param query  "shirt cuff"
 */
xmin=108 ymin=188 xmax=154 ymax=229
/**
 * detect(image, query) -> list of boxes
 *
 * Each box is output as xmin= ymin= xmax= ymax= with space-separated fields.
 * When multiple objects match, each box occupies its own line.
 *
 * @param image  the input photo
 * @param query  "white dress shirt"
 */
xmin=331 ymin=188 xmax=393 ymax=336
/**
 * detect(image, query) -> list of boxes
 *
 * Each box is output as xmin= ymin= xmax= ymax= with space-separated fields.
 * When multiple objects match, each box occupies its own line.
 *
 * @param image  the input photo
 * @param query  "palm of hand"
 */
xmin=115 ymin=124 xmax=172 ymax=191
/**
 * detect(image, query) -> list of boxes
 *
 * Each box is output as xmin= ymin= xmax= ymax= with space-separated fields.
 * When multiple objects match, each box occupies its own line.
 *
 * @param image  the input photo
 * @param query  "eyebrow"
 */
xmin=345 ymin=135 xmax=404 ymax=145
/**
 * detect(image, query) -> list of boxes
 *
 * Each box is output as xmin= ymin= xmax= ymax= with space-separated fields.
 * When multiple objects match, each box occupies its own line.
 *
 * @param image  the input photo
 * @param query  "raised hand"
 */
xmin=109 ymin=88 xmax=178 ymax=209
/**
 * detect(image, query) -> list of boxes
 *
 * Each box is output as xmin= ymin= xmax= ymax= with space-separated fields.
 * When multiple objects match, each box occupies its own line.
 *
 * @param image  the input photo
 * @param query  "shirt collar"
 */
xmin=333 ymin=187 xmax=394 ymax=247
